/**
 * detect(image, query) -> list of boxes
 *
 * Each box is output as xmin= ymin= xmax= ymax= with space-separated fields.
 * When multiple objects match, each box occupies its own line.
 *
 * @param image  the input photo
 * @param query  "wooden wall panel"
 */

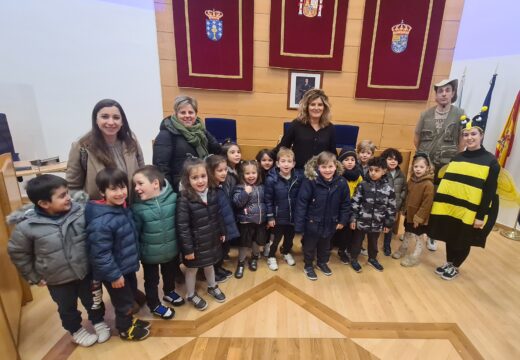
xmin=154 ymin=0 xmax=465 ymax=154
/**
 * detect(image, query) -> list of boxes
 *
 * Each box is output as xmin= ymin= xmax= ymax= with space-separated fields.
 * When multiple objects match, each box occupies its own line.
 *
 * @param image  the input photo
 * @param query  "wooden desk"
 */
xmin=14 ymin=161 xmax=67 ymax=177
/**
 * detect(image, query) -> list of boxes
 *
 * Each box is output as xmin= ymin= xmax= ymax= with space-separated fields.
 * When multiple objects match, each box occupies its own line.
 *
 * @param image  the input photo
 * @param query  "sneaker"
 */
xmin=207 ymin=285 xmax=226 ymax=303
xmin=339 ymin=251 xmax=350 ymax=265
xmin=435 ymin=262 xmax=451 ymax=275
xmin=220 ymin=267 xmax=233 ymax=278
xmin=235 ymin=261 xmax=245 ymax=279
xmin=367 ymin=258 xmax=384 ymax=272
xmin=72 ymin=327 xmax=98 ymax=347
xmin=93 ymin=321 xmax=111 ymax=343
xmin=441 ymin=264 xmax=459 ymax=280
xmin=360 ymin=248 xmax=368 ymax=256
xmin=187 ymin=292 xmax=208 ymax=311
xmin=351 ymin=260 xmax=362 ymax=273
xmin=163 ymin=290 xmax=185 ymax=306
xmin=263 ymin=241 xmax=271 ymax=257
xmin=119 ymin=325 xmax=150 ymax=341
xmin=132 ymin=318 xmax=151 ymax=330
xmin=152 ymin=304 xmax=175 ymax=319
xmin=283 ymin=253 xmax=296 ymax=266
xmin=427 ymin=237 xmax=437 ymax=251
xmin=267 ymin=257 xmax=279 ymax=271
xmin=304 ymin=266 xmax=318 ymax=281
xmin=215 ymin=271 xmax=229 ymax=284
xmin=248 ymin=256 xmax=258 ymax=271
xmin=316 ymin=262 xmax=332 ymax=276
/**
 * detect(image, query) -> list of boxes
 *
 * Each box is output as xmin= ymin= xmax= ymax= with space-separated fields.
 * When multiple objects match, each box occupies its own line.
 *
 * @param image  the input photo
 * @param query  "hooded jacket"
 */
xmin=232 ymin=184 xmax=267 ymax=224
xmin=404 ymin=171 xmax=434 ymax=225
xmin=152 ymin=117 xmax=221 ymax=191
xmin=7 ymin=194 xmax=89 ymax=285
xmin=385 ymin=166 xmax=407 ymax=211
xmin=85 ymin=201 xmax=140 ymax=282
xmin=264 ymin=167 xmax=303 ymax=225
xmin=131 ymin=181 xmax=178 ymax=264
xmin=294 ymin=157 xmax=351 ymax=238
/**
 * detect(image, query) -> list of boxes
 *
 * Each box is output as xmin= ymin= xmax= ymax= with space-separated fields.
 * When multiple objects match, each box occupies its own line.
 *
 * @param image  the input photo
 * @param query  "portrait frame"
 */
xmin=287 ymin=70 xmax=324 ymax=110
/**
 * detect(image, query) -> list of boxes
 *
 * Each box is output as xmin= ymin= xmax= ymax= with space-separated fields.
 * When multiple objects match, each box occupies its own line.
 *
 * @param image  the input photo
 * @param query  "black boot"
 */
xmin=235 ymin=261 xmax=245 ymax=279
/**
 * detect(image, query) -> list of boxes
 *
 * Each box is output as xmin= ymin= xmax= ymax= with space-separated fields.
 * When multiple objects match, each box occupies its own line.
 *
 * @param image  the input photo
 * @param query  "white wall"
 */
xmin=451 ymin=0 xmax=520 ymax=227
xmin=0 ymin=0 xmax=163 ymax=163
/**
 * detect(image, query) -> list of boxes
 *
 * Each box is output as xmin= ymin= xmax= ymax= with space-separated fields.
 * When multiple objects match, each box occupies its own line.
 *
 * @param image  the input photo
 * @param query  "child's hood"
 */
xmin=410 ymin=170 xmax=435 ymax=184
xmin=303 ymin=156 xmax=344 ymax=181
xmin=85 ymin=200 xmax=128 ymax=223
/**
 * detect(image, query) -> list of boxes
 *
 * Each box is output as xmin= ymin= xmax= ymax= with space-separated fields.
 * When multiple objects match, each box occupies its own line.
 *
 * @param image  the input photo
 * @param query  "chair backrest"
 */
xmin=0 ymin=114 xmax=19 ymax=161
xmin=204 ymin=118 xmax=237 ymax=144
xmin=335 ymin=124 xmax=359 ymax=149
xmin=283 ymin=122 xmax=292 ymax=135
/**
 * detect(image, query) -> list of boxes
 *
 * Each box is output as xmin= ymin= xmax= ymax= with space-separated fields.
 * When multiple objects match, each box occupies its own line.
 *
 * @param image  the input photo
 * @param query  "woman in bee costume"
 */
xmin=428 ymin=107 xmax=500 ymax=280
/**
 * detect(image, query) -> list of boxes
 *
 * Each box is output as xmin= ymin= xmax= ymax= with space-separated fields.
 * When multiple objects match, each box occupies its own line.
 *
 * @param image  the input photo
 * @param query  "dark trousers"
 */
xmin=446 ymin=243 xmax=471 ymax=267
xmin=336 ymin=227 xmax=354 ymax=254
xmin=352 ymin=230 xmax=380 ymax=260
xmin=103 ymin=273 xmax=136 ymax=332
xmin=303 ymin=229 xmax=333 ymax=267
xmin=215 ymin=240 xmax=231 ymax=269
xmin=47 ymin=275 xmax=105 ymax=334
xmin=268 ymin=224 xmax=295 ymax=257
xmin=383 ymin=231 xmax=392 ymax=251
xmin=143 ymin=258 xmax=176 ymax=310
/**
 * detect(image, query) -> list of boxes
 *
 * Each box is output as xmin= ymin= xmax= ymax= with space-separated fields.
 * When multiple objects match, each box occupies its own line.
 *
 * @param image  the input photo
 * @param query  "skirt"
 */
xmin=238 ymin=223 xmax=267 ymax=247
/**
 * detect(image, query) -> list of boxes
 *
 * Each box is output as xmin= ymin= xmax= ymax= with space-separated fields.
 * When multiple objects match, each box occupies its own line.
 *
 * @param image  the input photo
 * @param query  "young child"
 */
xmin=255 ymin=148 xmax=275 ymax=257
xmin=177 ymin=158 xmax=236 ymax=310
xmin=232 ymin=160 xmax=267 ymax=278
xmin=295 ymin=151 xmax=351 ymax=281
xmin=221 ymin=140 xmax=242 ymax=187
xmin=335 ymin=146 xmax=363 ymax=264
xmin=206 ymin=154 xmax=237 ymax=281
xmin=356 ymin=140 xmax=376 ymax=180
xmin=85 ymin=168 xmax=150 ymax=341
xmin=350 ymin=157 xmax=396 ymax=273
xmin=8 ymin=175 xmax=111 ymax=347
xmin=264 ymin=147 xmax=303 ymax=270
xmin=132 ymin=165 xmax=184 ymax=320
xmin=380 ymin=148 xmax=407 ymax=256
xmin=392 ymin=153 xmax=434 ymax=266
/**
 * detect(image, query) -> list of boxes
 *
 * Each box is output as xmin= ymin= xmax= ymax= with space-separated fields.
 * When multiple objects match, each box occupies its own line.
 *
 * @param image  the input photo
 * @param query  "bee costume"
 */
xmin=428 ymin=107 xmax=500 ymax=274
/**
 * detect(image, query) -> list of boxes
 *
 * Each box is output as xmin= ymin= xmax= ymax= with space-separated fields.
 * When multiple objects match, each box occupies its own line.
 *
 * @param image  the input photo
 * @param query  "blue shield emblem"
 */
xmin=205 ymin=9 xmax=224 ymax=42
xmin=391 ymin=21 xmax=412 ymax=54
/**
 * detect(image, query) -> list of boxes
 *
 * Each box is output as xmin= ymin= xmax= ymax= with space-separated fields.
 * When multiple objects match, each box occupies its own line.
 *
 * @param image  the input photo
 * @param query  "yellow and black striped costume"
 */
xmin=428 ymin=147 xmax=500 ymax=248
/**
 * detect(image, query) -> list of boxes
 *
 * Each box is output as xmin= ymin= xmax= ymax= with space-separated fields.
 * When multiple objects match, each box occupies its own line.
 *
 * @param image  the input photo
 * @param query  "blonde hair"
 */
xmin=356 ymin=140 xmax=376 ymax=154
xmin=276 ymin=147 xmax=295 ymax=161
xmin=297 ymin=89 xmax=331 ymax=127
xmin=315 ymin=151 xmax=337 ymax=166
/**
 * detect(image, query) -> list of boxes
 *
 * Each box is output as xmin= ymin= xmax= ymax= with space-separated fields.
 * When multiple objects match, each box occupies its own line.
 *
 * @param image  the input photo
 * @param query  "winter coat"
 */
xmin=264 ymin=167 xmax=303 ymax=225
xmin=85 ymin=201 xmax=140 ymax=282
xmin=152 ymin=117 xmax=221 ymax=191
xmin=294 ymin=157 xmax=351 ymax=238
xmin=66 ymin=138 xmax=144 ymax=201
xmin=232 ymin=184 xmax=267 ymax=224
xmin=7 ymin=199 xmax=89 ymax=286
xmin=176 ymin=188 xmax=237 ymax=268
xmin=385 ymin=167 xmax=407 ymax=211
xmin=405 ymin=172 xmax=434 ymax=225
xmin=351 ymin=177 xmax=396 ymax=233
xmin=131 ymin=181 xmax=178 ymax=264
xmin=222 ymin=168 xmax=238 ymax=199
xmin=342 ymin=165 xmax=363 ymax=198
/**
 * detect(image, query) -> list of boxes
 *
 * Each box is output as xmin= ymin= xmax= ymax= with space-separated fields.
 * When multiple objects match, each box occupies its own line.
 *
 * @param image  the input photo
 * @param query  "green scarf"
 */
xmin=170 ymin=115 xmax=209 ymax=158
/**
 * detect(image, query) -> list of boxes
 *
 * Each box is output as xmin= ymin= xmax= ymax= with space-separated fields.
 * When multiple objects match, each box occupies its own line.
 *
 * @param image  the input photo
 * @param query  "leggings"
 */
xmin=446 ymin=243 xmax=471 ymax=267
xmin=185 ymin=266 xmax=216 ymax=298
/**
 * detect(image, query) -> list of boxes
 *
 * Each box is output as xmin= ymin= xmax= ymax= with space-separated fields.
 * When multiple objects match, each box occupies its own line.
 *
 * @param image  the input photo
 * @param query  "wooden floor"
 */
xmin=17 ymin=231 xmax=520 ymax=359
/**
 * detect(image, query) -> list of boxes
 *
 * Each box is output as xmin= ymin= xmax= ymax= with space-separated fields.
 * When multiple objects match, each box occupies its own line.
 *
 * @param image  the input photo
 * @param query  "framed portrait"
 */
xmin=287 ymin=70 xmax=323 ymax=110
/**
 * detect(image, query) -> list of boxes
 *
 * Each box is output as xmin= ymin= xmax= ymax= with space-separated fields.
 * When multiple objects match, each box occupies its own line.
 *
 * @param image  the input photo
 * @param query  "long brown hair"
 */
xmin=205 ymin=154 xmax=227 ymax=188
xmin=79 ymin=99 xmax=138 ymax=167
xmin=297 ymin=89 xmax=332 ymax=127
xmin=180 ymin=157 xmax=207 ymax=201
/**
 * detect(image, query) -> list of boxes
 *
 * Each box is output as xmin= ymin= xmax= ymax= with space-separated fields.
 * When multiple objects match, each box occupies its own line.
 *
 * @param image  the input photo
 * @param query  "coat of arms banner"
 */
xmin=269 ymin=0 xmax=349 ymax=71
xmin=355 ymin=0 xmax=446 ymax=100
xmin=172 ymin=0 xmax=253 ymax=91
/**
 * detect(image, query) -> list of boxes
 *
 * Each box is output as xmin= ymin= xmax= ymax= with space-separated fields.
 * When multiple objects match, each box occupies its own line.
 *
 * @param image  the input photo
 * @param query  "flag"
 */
xmin=480 ymin=73 xmax=497 ymax=129
xmin=496 ymin=90 xmax=520 ymax=167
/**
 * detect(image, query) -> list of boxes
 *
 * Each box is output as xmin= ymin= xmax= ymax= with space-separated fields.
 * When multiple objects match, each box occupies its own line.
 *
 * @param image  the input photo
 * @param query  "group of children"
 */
xmin=7 ymin=138 xmax=437 ymax=347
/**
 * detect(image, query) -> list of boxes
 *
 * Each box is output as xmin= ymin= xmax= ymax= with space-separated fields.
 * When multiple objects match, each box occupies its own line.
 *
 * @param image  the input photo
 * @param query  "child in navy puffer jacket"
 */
xmin=295 ymin=151 xmax=351 ymax=281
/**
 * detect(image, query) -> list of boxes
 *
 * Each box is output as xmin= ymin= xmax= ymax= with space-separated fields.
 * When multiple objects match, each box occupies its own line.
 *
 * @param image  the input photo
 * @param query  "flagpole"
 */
xmin=457 ymin=66 xmax=466 ymax=108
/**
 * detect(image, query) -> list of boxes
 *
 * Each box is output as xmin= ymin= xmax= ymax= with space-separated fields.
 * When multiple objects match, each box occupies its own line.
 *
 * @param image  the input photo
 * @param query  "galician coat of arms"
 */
xmin=299 ymin=0 xmax=323 ymax=18
xmin=391 ymin=20 xmax=412 ymax=53
xmin=205 ymin=9 xmax=223 ymax=41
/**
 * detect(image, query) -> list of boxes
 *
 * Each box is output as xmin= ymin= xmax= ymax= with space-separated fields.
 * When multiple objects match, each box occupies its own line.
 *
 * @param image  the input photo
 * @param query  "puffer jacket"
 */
xmin=294 ymin=157 xmax=351 ymax=238
xmin=7 ymin=198 xmax=89 ymax=286
xmin=176 ymin=188 xmax=237 ymax=268
xmin=350 ymin=177 xmax=396 ymax=233
xmin=152 ymin=117 xmax=221 ymax=191
xmin=385 ymin=166 xmax=407 ymax=211
xmin=222 ymin=168 xmax=238 ymax=199
xmin=85 ymin=201 xmax=140 ymax=282
xmin=405 ymin=171 xmax=434 ymax=225
xmin=132 ymin=181 xmax=178 ymax=264
xmin=232 ymin=184 xmax=267 ymax=224
xmin=264 ymin=167 xmax=303 ymax=225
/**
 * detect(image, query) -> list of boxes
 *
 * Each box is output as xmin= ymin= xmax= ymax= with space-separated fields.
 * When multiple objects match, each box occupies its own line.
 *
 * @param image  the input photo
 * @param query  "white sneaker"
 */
xmin=360 ymin=248 xmax=368 ymax=256
xmin=72 ymin=327 xmax=98 ymax=347
xmin=94 ymin=321 xmax=111 ymax=343
xmin=283 ymin=253 xmax=296 ymax=266
xmin=263 ymin=242 xmax=271 ymax=257
xmin=427 ymin=238 xmax=437 ymax=251
xmin=267 ymin=257 xmax=278 ymax=271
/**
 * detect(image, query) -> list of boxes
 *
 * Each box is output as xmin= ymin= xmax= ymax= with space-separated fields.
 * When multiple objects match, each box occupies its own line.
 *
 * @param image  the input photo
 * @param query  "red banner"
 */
xmin=173 ymin=0 xmax=253 ymax=91
xmin=355 ymin=0 xmax=446 ymax=100
xmin=269 ymin=0 xmax=348 ymax=71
